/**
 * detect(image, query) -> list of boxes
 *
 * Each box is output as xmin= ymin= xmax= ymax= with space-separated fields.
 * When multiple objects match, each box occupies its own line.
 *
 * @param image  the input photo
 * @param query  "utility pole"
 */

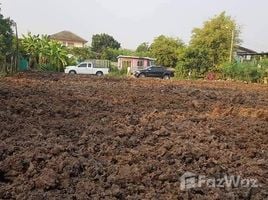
xmin=229 ymin=30 xmax=234 ymax=63
xmin=15 ymin=22 xmax=19 ymax=72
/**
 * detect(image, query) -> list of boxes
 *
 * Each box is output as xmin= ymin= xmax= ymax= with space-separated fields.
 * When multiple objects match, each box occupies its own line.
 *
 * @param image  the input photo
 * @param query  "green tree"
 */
xmin=21 ymin=33 xmax=41 ymax=68
xmin=179 ymin=46 xmax=211 ymax=76
xmin=187 ymin=12 xmax=240 ymax=73
xmin=150 ymin=35 xmax=184 ymax=68
xmin=0 ymin=9 xmax=14 ymax=63
xmin=101 ymin=48 xmax=135 ymax=62
xmin=91 ymin=33 xmax=121 ymax=55
xmin=47 ymin=40 xmax=69 ymax=71
xmin=136 ymin=42 xmax=151 ymax=57
xmin=68 ymin=46 xmax=97 ymax=62
xmin=21 ymin=33 xmax=69 ymax=71
xmin=136 ymin=42 xmax=149 ymax=52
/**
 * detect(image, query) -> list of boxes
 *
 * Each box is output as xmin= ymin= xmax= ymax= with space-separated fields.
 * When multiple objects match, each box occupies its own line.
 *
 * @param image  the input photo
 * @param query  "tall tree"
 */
xmin=188 ymin=12 xmax=240 ymax=72
xmin=91 ymin=33 xmax=121 ymax=55
xmin=136 ymin=42 xmax=150 ymax=53
xmin=0 ymin=8 xmax=14 ymax=62
xmin=136 ymin=42 xmax=151 ymax=57
xmin=150 ymin=35 xmax=184 ymax=68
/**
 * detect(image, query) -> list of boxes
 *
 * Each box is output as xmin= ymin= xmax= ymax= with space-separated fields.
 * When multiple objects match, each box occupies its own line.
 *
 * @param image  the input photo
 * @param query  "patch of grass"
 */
xmin=108 ymin=66 xmax=128 ymax=77
xmin=222 ymin=61 xmax=268 ymax=83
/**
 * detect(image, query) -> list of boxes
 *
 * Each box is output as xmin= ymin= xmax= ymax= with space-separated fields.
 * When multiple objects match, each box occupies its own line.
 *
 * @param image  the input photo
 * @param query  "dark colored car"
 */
xmin=134 ymin=66 xmax=174 ymax=79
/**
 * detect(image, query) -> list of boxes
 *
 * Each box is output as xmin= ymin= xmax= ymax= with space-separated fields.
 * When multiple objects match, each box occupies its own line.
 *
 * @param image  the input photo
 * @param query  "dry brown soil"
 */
xmin=0 ymin=72 xmax=267 ymax=199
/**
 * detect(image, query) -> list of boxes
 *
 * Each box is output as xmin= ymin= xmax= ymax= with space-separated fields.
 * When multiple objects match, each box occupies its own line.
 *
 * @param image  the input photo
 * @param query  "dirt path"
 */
xmin=0 ymin=72 xmax=267 ymax=199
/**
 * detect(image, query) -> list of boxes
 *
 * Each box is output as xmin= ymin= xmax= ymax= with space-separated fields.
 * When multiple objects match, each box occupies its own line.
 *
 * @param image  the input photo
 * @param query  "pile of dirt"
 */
xmin=0 ymin=72 xmax=267 ymax=199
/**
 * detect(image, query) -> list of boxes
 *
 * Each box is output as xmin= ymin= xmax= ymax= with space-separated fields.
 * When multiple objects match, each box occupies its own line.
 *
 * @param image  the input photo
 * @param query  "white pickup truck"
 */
xmin=64 ymin=60 xmax=109 ymax=76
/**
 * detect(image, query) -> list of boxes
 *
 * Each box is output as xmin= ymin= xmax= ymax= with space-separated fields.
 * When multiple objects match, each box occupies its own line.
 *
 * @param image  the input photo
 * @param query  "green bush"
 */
xmin=175 ymin=64 xmax=188 ymax=79
xmin=39 ymin=64 xmax=59 ymax=72
xmin=222 ymin=61 xmax=267 ymax=82
xmin=108 ymin=66 xmax=127 ymax=77
xmin=175 ymin=64 xmax=205 ymax=80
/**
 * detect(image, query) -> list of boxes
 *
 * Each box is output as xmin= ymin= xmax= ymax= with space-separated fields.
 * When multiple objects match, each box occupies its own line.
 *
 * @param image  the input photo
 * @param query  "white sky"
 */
xmin=1 ymin=0 xmax=268 ymax=52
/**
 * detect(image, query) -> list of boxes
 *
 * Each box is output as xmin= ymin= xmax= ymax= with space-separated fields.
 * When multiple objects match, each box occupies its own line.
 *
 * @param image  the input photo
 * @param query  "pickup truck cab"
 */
xmin=134 ymin=66 xmax=174 ymax=79
xmin=64 ymin=61 xmax=109 ymax=76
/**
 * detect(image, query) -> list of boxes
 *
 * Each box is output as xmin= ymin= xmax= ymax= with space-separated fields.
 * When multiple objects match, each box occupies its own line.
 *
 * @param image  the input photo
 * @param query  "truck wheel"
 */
xmin=163 ymin=75 xmax=170 ymax=80
xmin=69 ymin=70 xmax=76 ymax=74
xmin=96 ymin=71 xmax=103 ymax=77
xmin=138 ymin=74 xmax=145 ymax=78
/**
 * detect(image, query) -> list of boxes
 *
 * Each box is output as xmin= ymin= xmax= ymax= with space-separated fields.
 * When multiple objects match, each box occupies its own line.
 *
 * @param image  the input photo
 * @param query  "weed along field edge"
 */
xmin=0 ymin=72 xmax=267 ymax=199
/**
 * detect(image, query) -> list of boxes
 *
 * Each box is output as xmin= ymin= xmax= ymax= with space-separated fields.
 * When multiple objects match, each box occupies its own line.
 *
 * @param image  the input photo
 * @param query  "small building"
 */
xmin=117 ymin=55 xmax=156 ymax=73
xmin=236 ymin=46 xmax=258 ymax=62
xmin=235 ymin=46 xmax=268 ymax=62
xmin=49 ymin=31 xmax=87 ymax=48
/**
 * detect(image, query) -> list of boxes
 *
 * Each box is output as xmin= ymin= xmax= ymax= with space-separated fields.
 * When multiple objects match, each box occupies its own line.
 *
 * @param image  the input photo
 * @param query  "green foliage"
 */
xmin=101 ymin=48 xmax=119 ymax=62
xmin=136 ymin=42 xmax=151 ymax=57
xmin=222 ymin=60 xmax=268 ymax=82
xmin=101 ymin=48 xmax=135 ymax=62
xmin=68 ymin=46 xmax=97 ymax=62
xmin=259 ymin=58 xmax=268 ymax=69
xmin=39 ymin=64 xmax=58 ymax=72
xmin=21 ymin=33 xmax=69 ymax=71
xmin=175 ymin=64 xmax=188 ymax=79
xmin=0 ymin=11 xmax=14 ymax=62
xmin=180 ymin=46 xmax=212 ymax=75
xmin=150 ymin=35 xmax=184 ymax=68
xmin=91 ymin=33 xmax=121 ymax=55
xmin=189 ymin=12 xmax=240 ymax=72
xmin=136 ymin=42 xmax=149 ymax=52
xmin=108 ymin=65 xmax=127 ymax=77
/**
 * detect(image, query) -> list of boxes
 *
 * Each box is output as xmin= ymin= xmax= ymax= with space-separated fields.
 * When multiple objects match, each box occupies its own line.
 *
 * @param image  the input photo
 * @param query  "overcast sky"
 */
xmin=1 ymin=0 xmax=268 ymax=51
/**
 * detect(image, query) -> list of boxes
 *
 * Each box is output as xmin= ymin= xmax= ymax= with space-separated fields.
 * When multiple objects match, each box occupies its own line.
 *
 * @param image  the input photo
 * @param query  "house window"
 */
xmin=137 ymin=60 xmax=144 ymax=67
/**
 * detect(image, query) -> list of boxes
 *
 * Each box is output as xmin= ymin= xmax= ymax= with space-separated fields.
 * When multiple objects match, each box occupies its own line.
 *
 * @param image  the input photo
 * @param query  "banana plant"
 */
xmin=21 ymin=33 xmax=69 ymax=71
xmin=48 ymin=40 xmax=68 ymax=71
xmin=21 ymin=33 xmax=41 ymax=68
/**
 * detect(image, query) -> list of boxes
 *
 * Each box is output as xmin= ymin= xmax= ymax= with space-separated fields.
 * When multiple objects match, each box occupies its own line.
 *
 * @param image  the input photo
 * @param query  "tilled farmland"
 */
xmin=0 ymin=72 xmax=267 ymax=200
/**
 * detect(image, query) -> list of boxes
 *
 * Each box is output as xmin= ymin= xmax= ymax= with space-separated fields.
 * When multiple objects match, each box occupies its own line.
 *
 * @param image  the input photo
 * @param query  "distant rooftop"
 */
xmin=237 ymin=45 xmax=257 ymax=54
xmin=237 ymin=45 xmax=268 ymax=56
xmin=49 ymin=31 xmax=87 ymax=43
xmin=117 ymin=55 xmax=156 ymax=60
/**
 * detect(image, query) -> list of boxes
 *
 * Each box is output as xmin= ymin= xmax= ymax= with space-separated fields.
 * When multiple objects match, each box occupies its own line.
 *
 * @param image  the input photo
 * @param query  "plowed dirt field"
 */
xmin=0 ymin=72 xmax=267 ymax=199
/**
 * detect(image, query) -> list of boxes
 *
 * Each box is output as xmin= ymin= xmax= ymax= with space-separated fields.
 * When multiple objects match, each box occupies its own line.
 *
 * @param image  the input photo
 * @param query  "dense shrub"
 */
xmin=39 ymin=64 xmax=59 ymax=72
xmin=222 ymin=60 xmax=268 ymax=82
xmin=108 ymin=66 xmax=127 ymax=77
xmin=175 ymin=64 xmax=188 ymax=79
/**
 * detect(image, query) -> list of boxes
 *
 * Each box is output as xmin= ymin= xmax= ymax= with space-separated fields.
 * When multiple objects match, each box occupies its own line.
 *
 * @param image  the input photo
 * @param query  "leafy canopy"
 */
xmin=21 ymin=33 xmax=69 ymax=71
xmin=0 ymin=9 xmax=14 ymax=60
xmin=150 ymin=35 xmax=184 ymax=68
xmin=136 ymin=42 xmax=150 ymax=53
xmin=101 ymin=48 xmax=135 ymax=62
xmin=91 ymin=33 xmax=121 ymax=54
xmin=68 ymin=47 xmax=96 ymax=62
xmin=188 ymin=12 xmax=240 ymax=71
